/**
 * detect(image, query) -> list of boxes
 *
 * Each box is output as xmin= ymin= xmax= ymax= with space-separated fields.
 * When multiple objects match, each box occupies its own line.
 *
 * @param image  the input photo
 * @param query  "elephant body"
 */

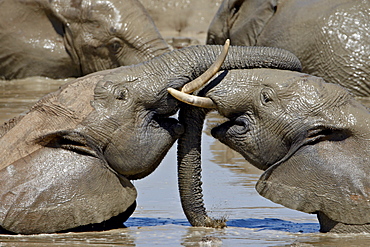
xmin=207 ymin=0 xmax=370 ymax=98
xmin=0 ymin=73 xmax=139 ymax=234
xmin=0 ymin=0 xmax=171 ymax=80
xmin=0 ymin=44 xmax=300 ymax=234
xmin=139 ymin=0 xmax=223 ymax=47
xmin=175 ymin=68 xmax=370 ymax=233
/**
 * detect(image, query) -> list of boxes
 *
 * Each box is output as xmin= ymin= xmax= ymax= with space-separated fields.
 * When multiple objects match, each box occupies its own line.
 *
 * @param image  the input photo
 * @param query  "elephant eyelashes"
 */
xmin=109 ymin=40 xmax=123 ymax=54
xmin=102 ymin=80 xmax=128 ymax=101
xmin=230 ymin=0 xmax=243 ymax=15
xmin=113 ymin=87 xmax=128 ymax=101
xmin=260 ymin=88 xmax=274 ymax=104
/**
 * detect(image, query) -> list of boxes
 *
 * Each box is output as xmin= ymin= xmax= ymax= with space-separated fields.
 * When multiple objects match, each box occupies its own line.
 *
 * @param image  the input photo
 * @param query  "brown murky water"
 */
xmin=0 ymin=78 xmax=370 ymax=246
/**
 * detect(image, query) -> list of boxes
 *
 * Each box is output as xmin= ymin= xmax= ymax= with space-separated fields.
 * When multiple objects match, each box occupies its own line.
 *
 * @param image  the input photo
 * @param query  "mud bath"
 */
xmin=0 ymin=78 xmax=370 ymax=246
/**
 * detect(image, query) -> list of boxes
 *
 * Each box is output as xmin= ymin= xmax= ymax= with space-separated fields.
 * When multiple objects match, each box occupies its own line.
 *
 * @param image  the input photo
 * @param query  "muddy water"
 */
xmin=0 ymin=78 xmax=370 ymax=246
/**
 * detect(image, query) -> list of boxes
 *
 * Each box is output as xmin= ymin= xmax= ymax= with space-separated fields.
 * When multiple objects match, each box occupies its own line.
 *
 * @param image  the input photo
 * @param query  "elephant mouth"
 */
xmin=210 ymin=112 xmax=253 ymax=141
xmin=152 ymin=113 xmax=184 ymax=137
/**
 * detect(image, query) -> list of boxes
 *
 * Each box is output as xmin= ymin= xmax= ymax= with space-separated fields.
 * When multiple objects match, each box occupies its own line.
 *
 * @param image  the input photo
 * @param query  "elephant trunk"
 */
xmin=145 ymin=44 xmax=302 ymax=92
xmin=173 ymin=45 xmax=301 ymax=227
xmin=177 ymin=106 xmax=225 ymax=227
xmin=115 ymin=0 xmax=171 ymax=65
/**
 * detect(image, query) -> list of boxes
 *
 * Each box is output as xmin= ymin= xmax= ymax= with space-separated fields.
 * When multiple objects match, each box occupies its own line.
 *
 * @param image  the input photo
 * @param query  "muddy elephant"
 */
xmin=138 ymin=0 xmax=223 ymax=48
xmin=0 ymin=0 xmax=171 ymax=80
xmin=170 ymin=67 xmax=370 ymax=233
xmin=206 ymin=0 xmax=370 ymax=99
xmin=0 ymin=42 xmax=302 ymax=234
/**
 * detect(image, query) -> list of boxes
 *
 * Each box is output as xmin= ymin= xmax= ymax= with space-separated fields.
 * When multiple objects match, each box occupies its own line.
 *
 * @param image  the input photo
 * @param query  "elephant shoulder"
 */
xmin=0 ymin=146 xmax=137 ymax=234
xmin=256 ymin=144 xmax=370 ymax=225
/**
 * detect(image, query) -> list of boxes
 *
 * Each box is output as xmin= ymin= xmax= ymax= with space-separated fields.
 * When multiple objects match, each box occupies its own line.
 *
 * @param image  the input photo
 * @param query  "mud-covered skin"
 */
xmin=0 ymin=0 xmax=170 ymax=80
xmin=205 ymin=69 xmax=370 ymax=233
xmin=175 ymin=53 xmax=302 ymax=228
xmin=0 ymin=45 xmax=300 ymax=234
xmin=139 ymin=0 xmax=223 ymax=47
xmin=207 ymin=0 xmax=370 ymax=98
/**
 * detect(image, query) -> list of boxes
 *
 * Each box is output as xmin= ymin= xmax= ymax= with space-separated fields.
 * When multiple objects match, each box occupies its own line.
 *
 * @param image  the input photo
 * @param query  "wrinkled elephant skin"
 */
xmin=205 ymin=69 xmax=370 ymax=233
xmin=0 ymin=0 xmax=170 ymax=80
xmin=0 ymin=44 xmax=302 ymax=234
xmin=207 ymin=0 xmax=370 ymax=98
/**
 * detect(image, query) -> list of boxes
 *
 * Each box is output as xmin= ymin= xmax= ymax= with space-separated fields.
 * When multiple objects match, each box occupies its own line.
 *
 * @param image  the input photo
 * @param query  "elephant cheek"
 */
xmin=211 ymin=125 xmax=269 ymax=170
xmin=104 ymin=121 xmax=182 ymax=179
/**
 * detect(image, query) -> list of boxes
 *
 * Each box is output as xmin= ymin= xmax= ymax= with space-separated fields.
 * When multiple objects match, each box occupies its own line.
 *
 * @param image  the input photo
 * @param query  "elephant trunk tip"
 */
xmin=192 ymin=215 xmax=227 ymax=228
xmin=206 ymin=216 xmax=227 ymax=228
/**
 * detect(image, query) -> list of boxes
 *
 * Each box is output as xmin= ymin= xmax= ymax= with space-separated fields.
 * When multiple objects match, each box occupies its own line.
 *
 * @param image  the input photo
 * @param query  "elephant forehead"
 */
xmin=208 ymin=69 xmax=349 ymax=114
xmin=209 ymin=69 xmax=326 ymax=98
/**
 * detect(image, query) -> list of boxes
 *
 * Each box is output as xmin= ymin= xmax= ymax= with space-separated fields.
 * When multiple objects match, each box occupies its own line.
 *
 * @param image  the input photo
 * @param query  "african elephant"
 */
xmin=0 ymin=0 xmax=170 ymax=80
xmin=138 ymin=0 xmax=223 ymax=48
xmin=170 ymin=68 xmax=370 ymax=233
xmin=206 ymin=0 xmax=370 ymax=99
xmin=0 ymin=43 xmax=302 ymax=234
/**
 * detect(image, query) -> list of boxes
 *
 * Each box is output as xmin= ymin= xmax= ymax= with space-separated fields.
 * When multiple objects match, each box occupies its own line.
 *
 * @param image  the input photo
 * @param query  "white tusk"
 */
xmin=168 ymin=88 xmax=216 ymax=108
xmin=181 ymin=39 xmax=230 ymax=94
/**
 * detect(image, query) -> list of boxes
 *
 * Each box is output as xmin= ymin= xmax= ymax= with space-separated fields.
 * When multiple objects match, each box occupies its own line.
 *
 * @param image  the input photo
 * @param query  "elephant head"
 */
xmin=52 ymin=0 xmax=171 ymax=75
xmin=168 ymin=46 xmax=302 ymax=228
xmin=207 ymin=0 xmax=277 ymax=46
xmin=206 ymin=0 xmax=370 ymax=99
xmin=0 ymin=0 xmax=171 ymax=79
xmin=0 ymin=43 xmax=301 ymax=234
xmin=171 ymin=68 xmax=370 ymax=233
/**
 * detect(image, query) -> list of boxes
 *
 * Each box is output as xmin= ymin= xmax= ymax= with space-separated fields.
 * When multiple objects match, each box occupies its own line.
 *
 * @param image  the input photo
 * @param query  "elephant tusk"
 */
xmin=181 ymin=39 xmax=230 ymax=94
xmin=167 ymin=88 xmax=216 ymax=108
xmin=167 ymin=39 xmax=229 ymax=108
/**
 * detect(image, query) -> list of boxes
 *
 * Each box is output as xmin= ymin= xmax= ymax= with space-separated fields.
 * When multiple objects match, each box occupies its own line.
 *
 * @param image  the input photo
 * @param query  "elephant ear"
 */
xmin=256 ymin=143 xmax=370 ymax=225
xmin=35 ymin=130 xmax=101 ymax=158
xmin=229 ymin=0 xmax=278 ymax=46
xmin=0 ymin=130 xmax=137 ymax=234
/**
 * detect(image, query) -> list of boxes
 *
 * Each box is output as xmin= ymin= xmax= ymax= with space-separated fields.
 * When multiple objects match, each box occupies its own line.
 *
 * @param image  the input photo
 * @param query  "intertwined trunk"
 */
xmin=177 ymin=106 xmax=225 ymax=227
xmin=174 ymin=45 xmax=302 ymax=227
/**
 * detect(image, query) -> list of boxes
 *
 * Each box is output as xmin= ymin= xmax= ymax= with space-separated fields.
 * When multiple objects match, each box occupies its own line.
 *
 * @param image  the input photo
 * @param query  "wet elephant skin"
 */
xmin=0 ymin=0 xmax=171 ymax=80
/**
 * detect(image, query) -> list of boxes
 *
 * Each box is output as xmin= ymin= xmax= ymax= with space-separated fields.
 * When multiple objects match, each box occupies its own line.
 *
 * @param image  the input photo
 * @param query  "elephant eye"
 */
xmin=229 ymin=0 xmax=244 ymax=26
xmin=230 ymin=0 xmax=243 ymax=15
xmin=113 ymin=87 xmax=128 ymax=101
xmin=104 ymin=80 xmax=128 ymax=101
xmin=109 ymin=40 xmax=123 ymax=54
xmin=260 ymin=88 xmax=274 ymax=105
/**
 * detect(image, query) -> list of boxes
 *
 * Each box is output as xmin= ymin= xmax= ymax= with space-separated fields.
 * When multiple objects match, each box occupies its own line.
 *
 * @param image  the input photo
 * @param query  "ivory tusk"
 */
xmin=181 ymin=39 xmax=230 ymax=94
xmin=168 ymin=88 xmax=216 ymax=108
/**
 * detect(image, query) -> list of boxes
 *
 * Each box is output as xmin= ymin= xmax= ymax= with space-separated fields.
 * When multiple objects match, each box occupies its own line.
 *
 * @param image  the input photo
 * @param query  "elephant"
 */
xmin=169 ymin=67 xmax=370 ymax=233
xmin=138 ymin=0 xmax=223 ymax=48
xmin=206 ymin=0 xmax=370 ymax=100
xmin=0 ymin=0 xmax=171 ymax=80
xmin=0 ymin=42 xmax=302 ymax=234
